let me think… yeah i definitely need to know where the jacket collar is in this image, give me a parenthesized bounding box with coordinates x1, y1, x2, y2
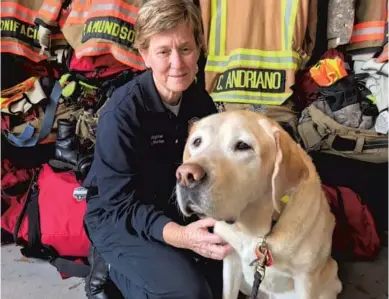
(139, 70, 167, 113)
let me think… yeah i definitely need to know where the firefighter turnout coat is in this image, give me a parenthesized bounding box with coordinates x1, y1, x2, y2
(0, 0, 68, 63)
(199, 0, 318, 105)
(346, 0, 388, 55)
(34, 0, 146, 70)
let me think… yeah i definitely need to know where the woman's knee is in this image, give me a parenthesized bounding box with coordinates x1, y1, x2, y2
(173, 271, 213, 299)
(109, 263, 213, 299)
(97, 240, 215, 299)
(144, 258, 213, 299)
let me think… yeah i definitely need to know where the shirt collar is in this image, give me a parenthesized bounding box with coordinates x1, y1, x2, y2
(139, 70, 195, 119)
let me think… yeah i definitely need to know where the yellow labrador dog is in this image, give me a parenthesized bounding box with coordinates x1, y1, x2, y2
(176, 111, 342, 299)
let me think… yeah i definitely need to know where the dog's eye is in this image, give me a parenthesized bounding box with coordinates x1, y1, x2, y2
(234, 141, 252, 151)
(192, 137, 202, 147)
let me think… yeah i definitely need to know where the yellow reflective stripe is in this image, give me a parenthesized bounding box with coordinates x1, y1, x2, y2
(282, 0, 296, 50)
(211, 91, 291, 105)
(208, 48, 300, 58)
(287, 0, 299, 50)
(281, 0, 287, 50)
(205, 49, 301, 72)
(213, 90, 289, 98)
(208, 0, 217, 56)
(209, 0, 237, 56)
(220, 0, 227, 56)
(214, 98, 285, 105)
(206, 61, 295, 72)
(213, 0, 225, 55)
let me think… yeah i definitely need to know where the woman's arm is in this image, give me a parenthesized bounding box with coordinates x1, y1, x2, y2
(162, 222, 186, 248)
(163, 219, 233, 260)
(93, 94, 172, 243)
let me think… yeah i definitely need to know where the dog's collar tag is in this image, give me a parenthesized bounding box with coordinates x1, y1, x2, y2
(280, 195, 290, 204)
(255, 245, 274, 267)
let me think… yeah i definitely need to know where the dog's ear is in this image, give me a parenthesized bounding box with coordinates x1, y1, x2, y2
(258, 117, 307, 213)
(270, 127, 308, 213)
(271, 129, 283, 213)
(188, 117, 199, 134)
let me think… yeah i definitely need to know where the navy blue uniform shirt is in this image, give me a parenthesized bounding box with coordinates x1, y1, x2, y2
(83, 70, 217, 244)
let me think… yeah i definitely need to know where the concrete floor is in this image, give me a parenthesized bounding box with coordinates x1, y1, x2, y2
(1, 244, 388, 299)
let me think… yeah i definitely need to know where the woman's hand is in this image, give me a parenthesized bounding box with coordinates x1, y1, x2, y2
(182, 218, 233, 260)
(163, 218, 233, 260)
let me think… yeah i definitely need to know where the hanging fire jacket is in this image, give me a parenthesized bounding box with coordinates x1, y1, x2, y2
(326, 0, 355, 48)
(199, 0, 318, 105)
(35, 0, 69, 29)
(0, 0, 68, 63)
(347, 0, 388, 55)
(35, 0, 146, 71)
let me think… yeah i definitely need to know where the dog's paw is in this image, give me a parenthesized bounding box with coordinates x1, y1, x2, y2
(214, 221, 241, 245)
(214, 220, 231, 236)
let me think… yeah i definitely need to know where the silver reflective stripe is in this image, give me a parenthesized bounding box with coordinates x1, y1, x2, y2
(69, 4, 137, 20)
(91, 4, 137, 19)
(1, 7, 34, 23)
(68, 10, 84, 19)
(214, 0, 223, 55)
(206, 54, 298, 67)
(76, 46, 144, 67)
(211, 93, 289, 103)
(1, 44, 39, 53)
(352, 27, 385, 36)
(40, 3, 58, 14)
(284, 0, 293, 49)
(1, 44, 43, 61)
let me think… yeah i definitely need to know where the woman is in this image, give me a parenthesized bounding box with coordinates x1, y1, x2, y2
(83, 1, 232, 298)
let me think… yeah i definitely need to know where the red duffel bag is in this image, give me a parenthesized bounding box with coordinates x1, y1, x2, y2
(322, 184, 381, 261)
(2, 163, 91, 278)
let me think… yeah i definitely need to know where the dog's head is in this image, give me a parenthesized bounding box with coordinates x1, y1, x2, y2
(175, 110, 308, 223)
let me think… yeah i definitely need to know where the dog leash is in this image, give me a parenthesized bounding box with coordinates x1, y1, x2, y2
(249, 238, 273, 299)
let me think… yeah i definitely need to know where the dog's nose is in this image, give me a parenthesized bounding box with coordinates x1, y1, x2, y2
(176, 163, 206, 188)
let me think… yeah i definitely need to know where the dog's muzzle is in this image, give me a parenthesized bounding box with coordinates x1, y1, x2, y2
(176, 162, 207, 189)
(176, 162, 208, 215)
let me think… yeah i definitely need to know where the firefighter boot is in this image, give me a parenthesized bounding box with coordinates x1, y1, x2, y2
(49, 118, 93, 180)
(85, 246, 124, 299)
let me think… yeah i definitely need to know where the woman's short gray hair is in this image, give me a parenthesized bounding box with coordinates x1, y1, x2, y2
(134, 0, 204, 50)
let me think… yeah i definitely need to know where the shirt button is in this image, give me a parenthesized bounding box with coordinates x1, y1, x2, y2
(175, 139, 178, 144)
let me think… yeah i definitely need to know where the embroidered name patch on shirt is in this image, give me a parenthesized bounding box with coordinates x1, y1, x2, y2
(151, 134, 165, 146)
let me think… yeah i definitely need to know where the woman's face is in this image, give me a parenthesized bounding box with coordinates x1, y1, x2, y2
(139, 22, 200, 99)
